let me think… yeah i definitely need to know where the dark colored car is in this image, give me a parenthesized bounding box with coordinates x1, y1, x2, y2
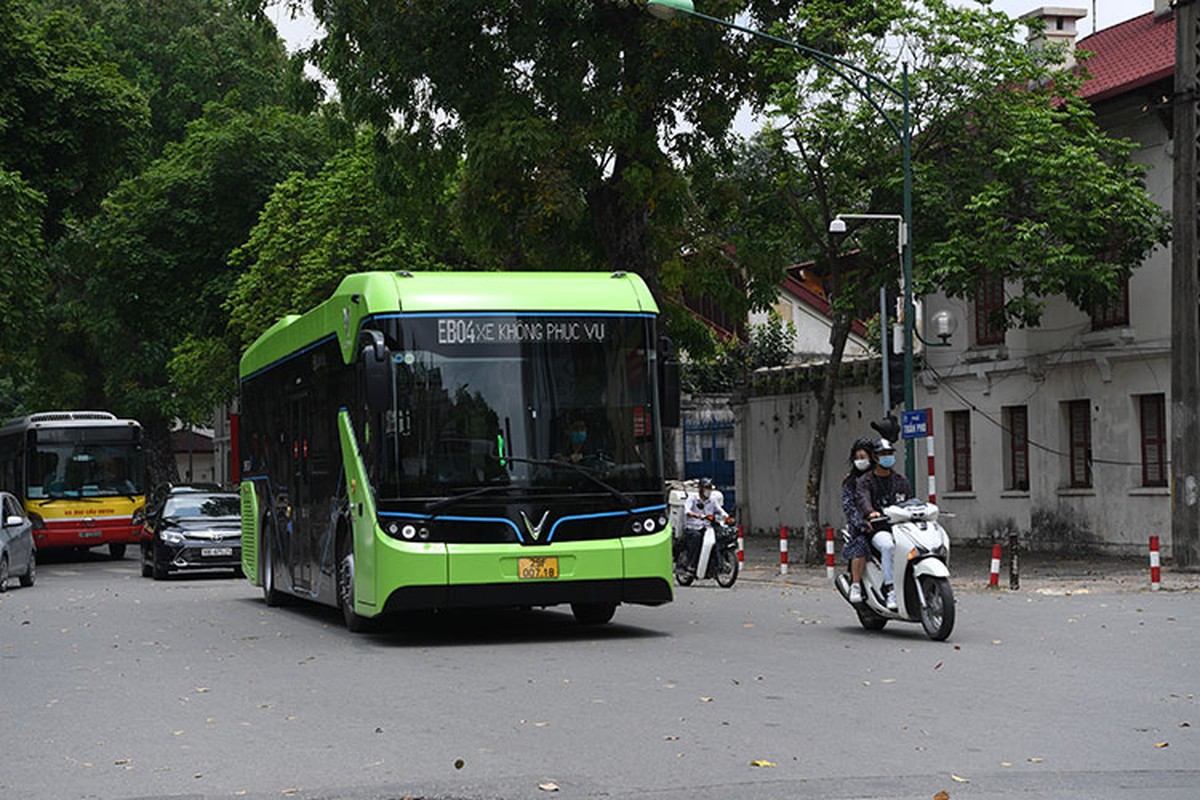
(140, 491, 242, 579)
(1, 491, 36, 591)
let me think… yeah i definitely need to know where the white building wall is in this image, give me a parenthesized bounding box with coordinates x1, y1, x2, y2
(914, 87, 1173, 556)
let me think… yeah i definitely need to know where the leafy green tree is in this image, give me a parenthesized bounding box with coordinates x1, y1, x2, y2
(226, 130, 464, 350)
(308, 1, 882, 305)
(0, 0, 149, 236)
(0, 169, 46, 393)
(725, 0, 1168, 560)
(36, 0, 320, 156)
(82, 102, 328, 476)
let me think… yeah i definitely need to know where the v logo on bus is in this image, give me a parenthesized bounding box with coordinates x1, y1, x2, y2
(520, 510, 550, 542)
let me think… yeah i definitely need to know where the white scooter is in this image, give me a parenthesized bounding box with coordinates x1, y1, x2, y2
(834, 499, 955, 641)
(673, 514, 739, 588)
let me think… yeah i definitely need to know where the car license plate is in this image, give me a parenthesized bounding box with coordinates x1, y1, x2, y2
(518, 556, 558, 579)
(201, 547, 234, 557)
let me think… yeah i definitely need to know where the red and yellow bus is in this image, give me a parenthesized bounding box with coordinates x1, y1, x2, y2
(0, 411, 147, 559)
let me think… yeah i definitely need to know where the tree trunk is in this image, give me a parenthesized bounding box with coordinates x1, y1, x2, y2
(803, 310, 854, 564)
(142, 414, 179, 492)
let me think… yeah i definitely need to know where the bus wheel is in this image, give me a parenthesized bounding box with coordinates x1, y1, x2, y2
(109, 543, 126, 560)
(337, 549, 374, 633)
(571, 602, 616, 626)
(262, 522, 287, 607)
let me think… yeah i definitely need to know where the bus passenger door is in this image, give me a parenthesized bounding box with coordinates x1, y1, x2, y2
(288, 392, 313, 592)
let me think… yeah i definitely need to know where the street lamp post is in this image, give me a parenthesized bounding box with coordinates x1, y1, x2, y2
(829, 213, 907, 416)
(646, 0, 917, 484)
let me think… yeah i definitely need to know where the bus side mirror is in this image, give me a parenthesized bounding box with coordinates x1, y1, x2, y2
(658, 336, 681, 429)
(361, 330, 392, 414)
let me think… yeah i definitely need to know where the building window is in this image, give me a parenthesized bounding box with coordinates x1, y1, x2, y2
(1140, 394, 1167, 488)
(1089, 274, 1130, 330)
(974, 270, 1005, 345)
(949, 410, 972, 492)
(1067, 400, 1092, 489)
(1003, 405, 1029, 491)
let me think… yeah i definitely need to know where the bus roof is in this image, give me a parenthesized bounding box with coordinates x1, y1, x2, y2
(240, 270, 660, 379)
(0, 411, 142, 434)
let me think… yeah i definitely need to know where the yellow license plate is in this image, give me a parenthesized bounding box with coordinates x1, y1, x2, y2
(518, 556, 559, 579)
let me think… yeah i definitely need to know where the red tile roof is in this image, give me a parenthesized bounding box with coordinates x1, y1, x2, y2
(1077, 11, 1175, 102)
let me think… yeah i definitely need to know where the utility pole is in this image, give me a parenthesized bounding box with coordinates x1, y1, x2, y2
(1172, 0, 1200, 571)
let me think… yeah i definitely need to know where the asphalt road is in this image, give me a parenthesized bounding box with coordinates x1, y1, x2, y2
(1, 549, 1196, 800)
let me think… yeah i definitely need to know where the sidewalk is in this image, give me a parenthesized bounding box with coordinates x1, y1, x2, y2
(735, 533, 1200, 593)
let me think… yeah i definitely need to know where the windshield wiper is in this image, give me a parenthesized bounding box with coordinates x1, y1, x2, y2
(494, 456, 635, 510)
(423, 484, 516, 514)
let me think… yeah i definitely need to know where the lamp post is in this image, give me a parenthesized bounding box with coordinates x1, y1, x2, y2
(646, 0, 917, 484)
(829, 213, 906, 416)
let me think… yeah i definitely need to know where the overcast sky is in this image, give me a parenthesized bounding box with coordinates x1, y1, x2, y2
(268, 1, 1156, 56)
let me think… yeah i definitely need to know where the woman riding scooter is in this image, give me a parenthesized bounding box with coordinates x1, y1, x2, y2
(856, 438, 911, 611)
(841, 438, 876, 604)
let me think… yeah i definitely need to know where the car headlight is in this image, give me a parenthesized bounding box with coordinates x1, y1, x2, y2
(160, 529, 185, 544)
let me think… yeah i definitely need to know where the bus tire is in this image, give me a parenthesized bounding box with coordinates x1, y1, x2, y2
(262, 516, 287, 607)
(337, 537, 374, 633)
(109, 543, 126, 560)
(571, 602, 616, 626)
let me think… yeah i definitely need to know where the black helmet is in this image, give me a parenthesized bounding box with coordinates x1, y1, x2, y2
(698, 477, 713, 490)
(874, 438, 896, 453)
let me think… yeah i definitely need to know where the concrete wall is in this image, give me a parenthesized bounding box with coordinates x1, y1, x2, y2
(735, 379, 884, 540)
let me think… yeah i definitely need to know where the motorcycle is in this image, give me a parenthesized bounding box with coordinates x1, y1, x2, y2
(834, 499, 955, 641)
(673, 514, 739, 588)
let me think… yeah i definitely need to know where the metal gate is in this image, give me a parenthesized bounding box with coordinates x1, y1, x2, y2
(683, 419, 735, 509)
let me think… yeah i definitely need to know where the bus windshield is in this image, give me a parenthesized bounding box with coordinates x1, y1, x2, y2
(377, 314, 663, 497)
(28, 428, 145, 500)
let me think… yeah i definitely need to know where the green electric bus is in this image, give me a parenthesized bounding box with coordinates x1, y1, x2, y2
(238, 270, 678, 630)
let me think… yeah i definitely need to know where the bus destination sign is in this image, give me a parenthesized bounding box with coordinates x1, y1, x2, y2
(437, 318, 610, 346)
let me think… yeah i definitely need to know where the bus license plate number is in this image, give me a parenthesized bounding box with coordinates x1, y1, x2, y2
(202, 547, 233, 557)
(78, 530, 102, 539)
(518, 556, 558, 579)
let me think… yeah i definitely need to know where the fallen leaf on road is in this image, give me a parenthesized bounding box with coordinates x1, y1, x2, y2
(538, 782, 560, 792)
(114, 758, 132, 766)
(749, 760, 776, 768)
(1154, 742, 1169, 748)
(743, 623, 756, 628)
(534, 722, 550, 728)
(664, 735, 679, 741)
(699, 696, 713, 702)
(195, 687, 210, 693)
(1027, 757, 1044, 763)
(1000, 762, 1012, 767)
(934, 661, 943, 670)
(933, 792, 950, 800)
(951, 774, 970, 783)
(454, 758, 465, 769)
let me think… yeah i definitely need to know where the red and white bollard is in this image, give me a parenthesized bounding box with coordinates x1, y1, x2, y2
(825, 526, 836, 579)
(989, 543, 1002, 588)
(737, 524, 745, 568)
(1150, 535, 1161, 591)
(780, 525, 788, 576)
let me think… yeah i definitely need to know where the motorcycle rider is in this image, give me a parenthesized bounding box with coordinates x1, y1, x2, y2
(856, 438, 911, 611)
(683, 477, 728, 579)
(841, 437, 876, 604)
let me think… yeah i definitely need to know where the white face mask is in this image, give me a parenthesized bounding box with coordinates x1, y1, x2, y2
(854, 458, 871, 471)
